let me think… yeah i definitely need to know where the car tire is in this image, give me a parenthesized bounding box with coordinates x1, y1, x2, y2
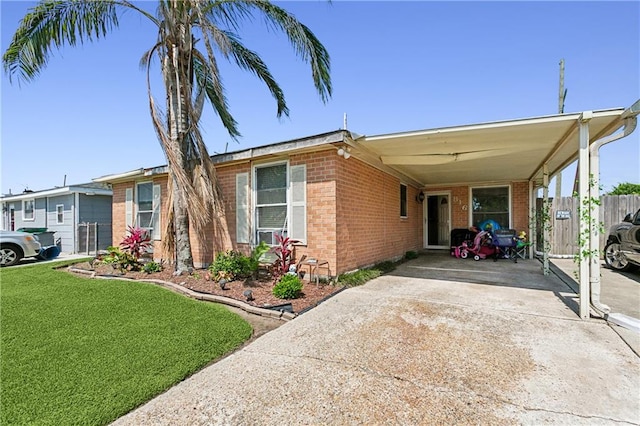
(0, 244, 23, 267)
(604, 241, 637, 272)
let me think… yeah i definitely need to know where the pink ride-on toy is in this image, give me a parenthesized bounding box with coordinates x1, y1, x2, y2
(458, 230, 497, 261)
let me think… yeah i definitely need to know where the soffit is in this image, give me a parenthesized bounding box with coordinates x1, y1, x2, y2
(357, 109, 625, 187)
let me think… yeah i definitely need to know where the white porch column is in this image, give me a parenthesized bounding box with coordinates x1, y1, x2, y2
(542, 165, 550, 275)
(529, 180, 534, 260)
(578, 112, 592, 319)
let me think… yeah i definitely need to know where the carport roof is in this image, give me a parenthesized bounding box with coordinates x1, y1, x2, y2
(356, 108, 627, 188)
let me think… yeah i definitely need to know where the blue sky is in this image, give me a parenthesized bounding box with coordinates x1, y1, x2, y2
(1, 1, 638, 195)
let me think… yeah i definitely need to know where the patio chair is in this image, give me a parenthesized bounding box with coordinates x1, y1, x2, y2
(515, 240, 532, 259)
(492, 229, 518, 263)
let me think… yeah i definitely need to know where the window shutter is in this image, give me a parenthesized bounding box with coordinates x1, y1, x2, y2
(289, 164, 307, 243)
(125, 188, 133, 228)
(236, 173, 250, 244)
(152, 184, 161, 240)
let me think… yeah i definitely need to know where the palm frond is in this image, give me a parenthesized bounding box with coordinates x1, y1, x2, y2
(3, 1, 119, 83)
(211, 28, 288, 118)
(139, 44, 160, 71)
(197, 0, 254, 32)
(252, 1, 332, 102)
(192, 51, 241, 139)
(204, 0, 332, 103)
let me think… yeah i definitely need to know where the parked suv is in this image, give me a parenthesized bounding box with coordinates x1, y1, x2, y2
(0, 230, 42, 267)
(604, 208, 640, 272)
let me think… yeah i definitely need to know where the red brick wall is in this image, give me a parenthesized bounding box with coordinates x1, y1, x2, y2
(290, 151, 338, 273)
(335, 157, 423, 273)
(511, 181, 529, 232)
(111, 183, 128, 247)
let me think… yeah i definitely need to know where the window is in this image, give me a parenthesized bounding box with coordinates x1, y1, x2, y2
(246, 162, 306, 246)
(471, 186, 510, 229)
(23, 199, 34, 221)
(136, 182, 154, 230)
(255, 163, 288, 245)
(400, 184, 408, 217)
(56, 204, 64, 224)
(134, 182, 161, 240)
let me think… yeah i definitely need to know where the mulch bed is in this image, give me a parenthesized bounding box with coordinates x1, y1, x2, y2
(69, 261, 344, 314)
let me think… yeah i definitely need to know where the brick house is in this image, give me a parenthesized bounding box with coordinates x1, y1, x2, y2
(97, 131, 424, 274)
(94, 107, 632, 278)
(94, 129, 529, 276)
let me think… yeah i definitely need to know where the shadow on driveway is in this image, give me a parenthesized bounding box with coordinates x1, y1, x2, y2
(391, 251, 581, 315)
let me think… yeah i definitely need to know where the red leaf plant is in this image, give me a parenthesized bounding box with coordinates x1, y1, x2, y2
(120, 226, 152, 260)
(270, 233, 300, 283)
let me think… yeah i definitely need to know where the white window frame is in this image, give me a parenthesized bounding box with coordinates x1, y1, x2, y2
(468, 184, 512, 229)
(56, 204, 64, 224)
(135, 181, 154, 236)
(23, 199, 35, 221)
(253, 160, 289, 246)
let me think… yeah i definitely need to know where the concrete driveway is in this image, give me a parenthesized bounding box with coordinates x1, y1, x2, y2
(113, 253, 639, 425)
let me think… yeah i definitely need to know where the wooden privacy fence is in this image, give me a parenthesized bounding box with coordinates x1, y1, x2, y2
(536, 195, 640, 256)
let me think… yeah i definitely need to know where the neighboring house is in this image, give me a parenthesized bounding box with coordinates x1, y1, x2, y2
(0, 183, 113, 254)
(93, 107, 633, 277)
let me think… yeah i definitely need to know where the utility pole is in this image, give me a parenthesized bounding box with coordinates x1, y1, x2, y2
(558, 59, 566, 114)
(555, 59, 567, 200)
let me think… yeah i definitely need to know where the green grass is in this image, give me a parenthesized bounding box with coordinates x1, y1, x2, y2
(0, 261, 252, 425)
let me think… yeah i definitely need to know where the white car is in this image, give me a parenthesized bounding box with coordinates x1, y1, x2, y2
(0, 230, 42, 267)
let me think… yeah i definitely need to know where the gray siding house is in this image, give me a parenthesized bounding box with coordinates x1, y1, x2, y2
(1, 183, 113, 254)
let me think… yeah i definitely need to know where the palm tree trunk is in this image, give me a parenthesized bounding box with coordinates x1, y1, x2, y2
(164, 27, 196, 274)
(172, 173, 193, 273)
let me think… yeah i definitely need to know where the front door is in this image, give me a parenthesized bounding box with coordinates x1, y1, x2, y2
(9, 205, 15, 231)
(425, 194, 450, 249)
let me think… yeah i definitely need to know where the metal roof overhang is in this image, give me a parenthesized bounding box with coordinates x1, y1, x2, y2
(357, 108, 626, 188)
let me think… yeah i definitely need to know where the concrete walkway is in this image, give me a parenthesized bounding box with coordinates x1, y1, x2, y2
(113, 254, 639, 425)
(550, 258, 640, 355)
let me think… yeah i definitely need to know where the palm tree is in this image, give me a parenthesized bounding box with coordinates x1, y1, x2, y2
(3, 0, 332, 273)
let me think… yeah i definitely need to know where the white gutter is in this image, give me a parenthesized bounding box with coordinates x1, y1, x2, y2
(93, 169, 145, 183)
(588, 99, 640, 317)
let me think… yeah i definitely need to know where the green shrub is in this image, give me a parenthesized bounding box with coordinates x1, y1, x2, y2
(272, 274, 304, 299)
(405, 250, 419, 260)
(209, 250, 252, 281)
(373, 260, 395, 274)
(97, 246, 140, 272)
(337, 269, 381, 287)
(249, 241, 270, 272)
(142, 261, 162, 274)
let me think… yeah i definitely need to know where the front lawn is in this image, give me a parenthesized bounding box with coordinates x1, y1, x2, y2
(0, 261, 252, 425)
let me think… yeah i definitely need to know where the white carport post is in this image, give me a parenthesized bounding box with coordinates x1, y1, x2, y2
(588, 100, 639, 317)
(577, 111, 592, 320)
(528, 180, 535, 260)
(542, 165, 550, 275)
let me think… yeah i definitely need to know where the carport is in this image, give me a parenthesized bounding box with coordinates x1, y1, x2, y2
(346, 99, 640, 319)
